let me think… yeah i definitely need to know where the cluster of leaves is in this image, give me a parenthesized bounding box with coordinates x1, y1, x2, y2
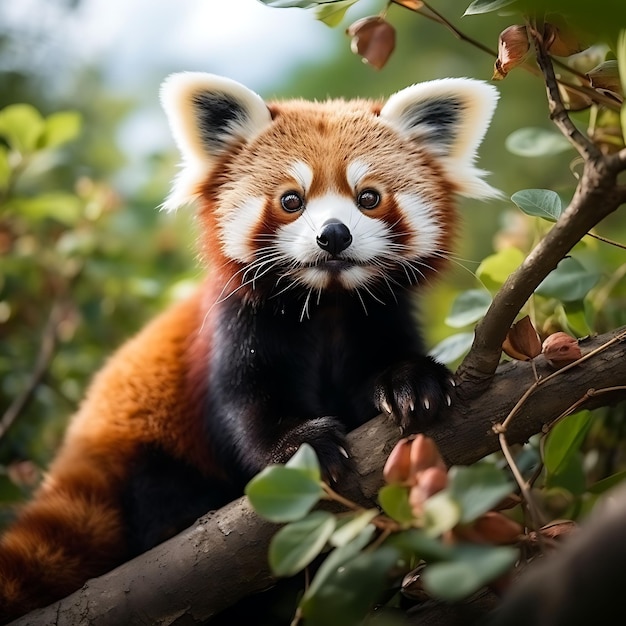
(246, 442, 521, 625)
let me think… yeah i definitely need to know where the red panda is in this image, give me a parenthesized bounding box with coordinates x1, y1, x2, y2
(0, 72, 498, 621)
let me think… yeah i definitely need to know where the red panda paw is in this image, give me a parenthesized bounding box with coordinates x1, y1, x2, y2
(270, 417, 352, 485)
(373, 357, 455, 433)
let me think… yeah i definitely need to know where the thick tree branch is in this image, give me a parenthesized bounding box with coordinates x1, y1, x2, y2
(12, 327, 626, 626)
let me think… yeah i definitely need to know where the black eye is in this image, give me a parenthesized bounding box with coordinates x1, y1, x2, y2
(357, 189, 380, 210)
(280, 191, 304, 213)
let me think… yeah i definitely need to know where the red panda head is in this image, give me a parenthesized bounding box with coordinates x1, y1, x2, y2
(160, 73, 498, 305)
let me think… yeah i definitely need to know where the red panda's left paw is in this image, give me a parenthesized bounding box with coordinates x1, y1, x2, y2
(374, 357, 454, 433)
(271, 417, 353, 485)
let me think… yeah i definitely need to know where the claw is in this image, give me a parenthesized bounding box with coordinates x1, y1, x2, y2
(423, 397, 430, 411)
(339, 446, 350, 459)
(408, 400, 415, 413)
(380, 397, 393, 415)
(446, 394, 452, 407)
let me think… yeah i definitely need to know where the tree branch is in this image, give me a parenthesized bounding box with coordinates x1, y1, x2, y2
(12, 327, 626, 626)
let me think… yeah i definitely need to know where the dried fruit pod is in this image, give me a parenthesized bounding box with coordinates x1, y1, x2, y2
(409, 466, 448, 514)
(347, 16, 396, 70)
(383, 437, 413, 485)
(410, 434, 446, 475)
(493, 25, 530, 80)
(544, 22, 588, 57)
(542, 332, 582, 368)
(473, 511, 523, 545)
(502, 315, 542, 361)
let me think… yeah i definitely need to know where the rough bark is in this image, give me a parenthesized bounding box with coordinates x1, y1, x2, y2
(12, 326, 626, 626)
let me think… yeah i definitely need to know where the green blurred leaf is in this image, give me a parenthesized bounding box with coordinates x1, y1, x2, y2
(505, 127, 572, 157)
(445, 289, 492, 328)
(429, 332, 474, 365)
(536, 256, 600, 302)
(617, 30, 626, 142)
(511, 189, 562, 222)
(423, 491, 461, 537)
(9, 193, 82, 225)
(560, 300, 592, 337)
(245, 465, 323, 523)
(388, 528, 454, 562)
(313, 0, 358, 25)
(305, 524, 376, 601)
(422, 544, 518, 600)
(544, 410, 592, 478)
(378, 484, 415, 524)
(285, 443, 321, 482)
(588, 470, 626, 495)
(476, 247, 525, 291)
(269, 510, 336, 576)
(0, 146, 11, 192)
(330, 509, 378, 547)
(464, 0, 517, 15)
(40, 111, 82, 150)
(448, 464, 514, 524)
(0, 104, 45, 153)
(300, 545, 400, 626)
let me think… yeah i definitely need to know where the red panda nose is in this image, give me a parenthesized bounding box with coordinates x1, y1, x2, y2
(316, 220, 352, 255)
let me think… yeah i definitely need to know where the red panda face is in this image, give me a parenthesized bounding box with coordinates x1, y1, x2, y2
(160, 73, 499, 302)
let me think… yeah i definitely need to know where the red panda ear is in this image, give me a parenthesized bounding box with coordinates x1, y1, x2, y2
(380, 78, 501, 199)
(160, 72, 272, 210)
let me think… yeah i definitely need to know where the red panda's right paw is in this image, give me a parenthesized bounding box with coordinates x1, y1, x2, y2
(271, 417, 352, 485)
(374, 357, 455, 433)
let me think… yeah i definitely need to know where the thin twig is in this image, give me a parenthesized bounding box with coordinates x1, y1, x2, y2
(0, 302, 63, 441)
(529, 22, 601, 161)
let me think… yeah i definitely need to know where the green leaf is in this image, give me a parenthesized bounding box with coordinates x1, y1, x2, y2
(428, 332, 474, 365)
(330, 509, 379, 547)
(423, 491, 461, 537)
(560, 300, 592, 337)
(445, 289, 492, 328)
(536, 256, 600, 302)
(511, 189, 563, 222)
(245, 465, 323, 522)
(8, 193, 82, 225)
(617, 30, 626, 143)
(40, 111, 82, 150)
(269, 510, 336, 576)
(476, 247, 525, 292)
(505, 127, 572, 157)
(388, 528, 454, 562)
(422, 544, 518, 601)
(463, 0, 517, 16)
(313, 0, 358, 26)
(448, 464, 514, 524)
(300, 545, 401, 626)
(305, 525, 376, 600)
(286, 443, 321, 482)
(378, 484, 415, 524)
(544, 410, 592, 478)
(588, 470, 626, 495)
(0, 146, 11, 192)
(0, 104, 45, 153)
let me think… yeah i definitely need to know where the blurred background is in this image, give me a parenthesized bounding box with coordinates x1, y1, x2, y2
(0, 0, 624, 514)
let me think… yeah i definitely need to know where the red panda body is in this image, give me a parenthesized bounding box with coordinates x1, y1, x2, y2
(0, 73, 498, 621)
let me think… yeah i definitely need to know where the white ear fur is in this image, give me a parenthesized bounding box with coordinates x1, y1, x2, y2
(160, 72, 272, 210)
(380, 78, 500, 199)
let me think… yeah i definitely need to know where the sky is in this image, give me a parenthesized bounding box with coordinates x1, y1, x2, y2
(5, 0, 339, 94)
